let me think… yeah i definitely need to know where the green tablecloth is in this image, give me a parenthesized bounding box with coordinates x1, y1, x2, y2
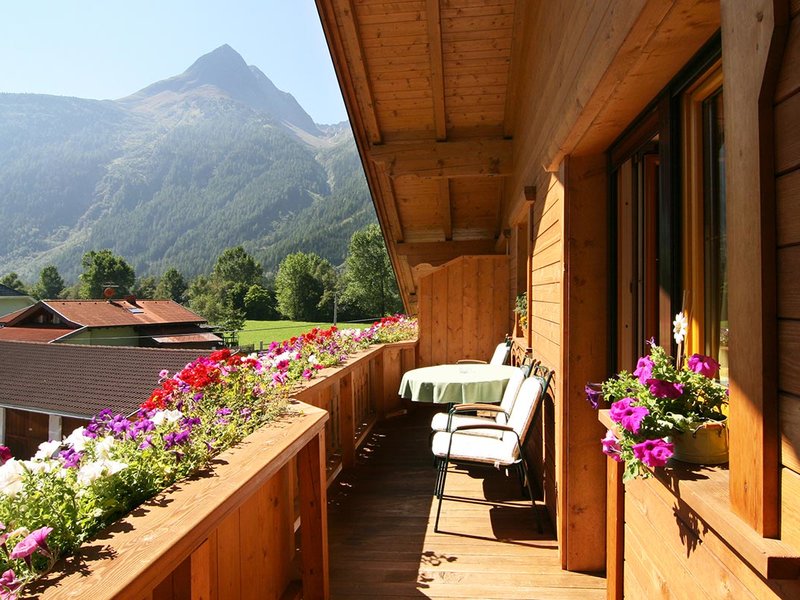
(398, 364, 520, 404)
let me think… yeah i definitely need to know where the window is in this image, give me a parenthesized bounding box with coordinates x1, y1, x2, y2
(609, 39, 723, 373)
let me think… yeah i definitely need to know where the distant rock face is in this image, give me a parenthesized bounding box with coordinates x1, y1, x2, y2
(0, 45, 374, 282)
(121, 44, 322, 136)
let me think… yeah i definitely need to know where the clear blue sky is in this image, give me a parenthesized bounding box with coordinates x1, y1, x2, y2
(0, 1, 348, 124)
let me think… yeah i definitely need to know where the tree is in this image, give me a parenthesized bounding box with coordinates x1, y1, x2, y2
(154, 267, 188, 303)
(275, 252, 335, 321)
(79, 250, 136, 299)
(244, 284, 278, 320)
(0, 272, 27, 293)
(33, 265, 65, 299)
(212, 246, 263, 287)
(133, 276, 157, 299)
(341, 224, 402, 317)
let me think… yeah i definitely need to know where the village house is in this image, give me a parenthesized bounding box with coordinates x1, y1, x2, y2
(0, 298, 222, 349)
(0, 282, 34, 318)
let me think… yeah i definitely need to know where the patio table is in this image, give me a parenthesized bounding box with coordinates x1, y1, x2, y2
(398, 363, 520, 404)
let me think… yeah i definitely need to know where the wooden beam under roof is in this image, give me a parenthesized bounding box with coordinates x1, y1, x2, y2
(368, 139, 512, 179)
(426, 0, 447, 141)
(396, 239, 499, 267)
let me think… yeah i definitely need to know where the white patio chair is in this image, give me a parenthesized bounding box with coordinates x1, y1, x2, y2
(456, 341, 510, 366)
(429, 367, 526, 437)
(430, 375, 550, 534)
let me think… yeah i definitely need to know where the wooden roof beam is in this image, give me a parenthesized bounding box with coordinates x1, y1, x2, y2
(426, 0, 447, 141)
(396, 239, 499, 267)
(369, 139, 512, 179)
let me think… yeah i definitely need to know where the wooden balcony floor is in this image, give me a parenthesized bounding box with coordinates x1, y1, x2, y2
(326, 406, 606, 599)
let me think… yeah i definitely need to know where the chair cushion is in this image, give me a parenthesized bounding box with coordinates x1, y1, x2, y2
(430, 412, 505, 438)
(431, 430, 519, 465)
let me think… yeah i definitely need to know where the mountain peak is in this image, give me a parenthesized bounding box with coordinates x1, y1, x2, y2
(121, 45, 321, 137)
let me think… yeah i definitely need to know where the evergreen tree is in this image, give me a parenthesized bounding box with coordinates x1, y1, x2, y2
(154, 267, 188, 303)
(133, 276, 157, 299)
(34, 265, 65, 299)
(212, 246, 263, 287)
(341, 224, 402, 317)
(78, 250, 135, 299)
(0, 272, 27, 293)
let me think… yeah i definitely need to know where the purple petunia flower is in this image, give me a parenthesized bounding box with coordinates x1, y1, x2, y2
(632, 438, 674, 467)
(59, 448, 83, 469)
(601, 430, 622, 462)
(687, 354, 720, 378)
(633, 355, 655, 385)
(0, 446, 11, 466)
(609, 398, 649, 434)
(584, 384, 602, 409)
(138, 435, 154, 450)
(646, 379, 684, 399)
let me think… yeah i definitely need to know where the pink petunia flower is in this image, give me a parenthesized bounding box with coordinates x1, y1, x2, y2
(0, 569, 22, 600)
(10, 526, 53, 561)
(633, 355, 654, 385)
(600, 430, 622, 462)
(609, 398, 649, 434)
(646, 379, 684, 399)
(687, 354, 720, 378)
(0, 446, 11, 465)
(632, 438, 674, 467)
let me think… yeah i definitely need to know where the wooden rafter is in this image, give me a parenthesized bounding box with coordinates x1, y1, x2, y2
(503, 0, 528, 138)
(335, 0, 382, 144)
(426, 0, 447, 141)
(369, 139, 512, 179)
(396, 240, 499, 267)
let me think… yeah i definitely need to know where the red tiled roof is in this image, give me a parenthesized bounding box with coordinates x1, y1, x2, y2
(151, 332, 223, 345)
(18, 300, 207, 328)
(0, 327, 74, 342)
(0, 341, 210, 418)
(0, 306, 30, 324)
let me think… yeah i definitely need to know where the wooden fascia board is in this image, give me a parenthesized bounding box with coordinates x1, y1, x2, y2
(329, 0, 382, 145)
(426, 0, 447, 141)
(396, 240, 499, 267)
(368, 139, 513, 179)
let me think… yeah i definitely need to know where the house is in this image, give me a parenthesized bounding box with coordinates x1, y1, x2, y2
(315, 0, 800, 597)
(0, 282, 34, 318)
(0, 340, 209, 459)
(0, 298, 222, 349)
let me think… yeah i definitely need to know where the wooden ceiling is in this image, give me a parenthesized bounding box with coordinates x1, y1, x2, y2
(316, 0, 522, 313)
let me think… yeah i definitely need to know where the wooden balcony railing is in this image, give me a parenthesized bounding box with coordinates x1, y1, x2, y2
(35, 339, 418, 600)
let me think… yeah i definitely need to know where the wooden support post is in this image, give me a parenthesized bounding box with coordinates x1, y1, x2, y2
(562, 153, 609, 571)
(339, 373, 355, 469)
(371, 351, 385, 420)
(721, 0, 788, 536)
(606, 457, 624, 600)
(297, 432, 330, 600)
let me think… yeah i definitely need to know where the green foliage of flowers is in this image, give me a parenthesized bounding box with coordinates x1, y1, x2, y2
(0, 314, 417, 597)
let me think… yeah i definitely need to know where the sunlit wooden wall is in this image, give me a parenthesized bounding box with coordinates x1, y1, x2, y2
(416, 255, 510, 367)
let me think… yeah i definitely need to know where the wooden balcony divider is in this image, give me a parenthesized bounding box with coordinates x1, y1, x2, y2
(35, 340, 418, 600)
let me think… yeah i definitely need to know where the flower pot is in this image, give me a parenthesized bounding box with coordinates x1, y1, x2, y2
(670, 419, 729, 465)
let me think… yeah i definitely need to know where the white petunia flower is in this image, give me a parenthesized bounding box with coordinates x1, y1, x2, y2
(34, 439, 61, 460)
(673, 312, 689, 345)
(76, 459, 128, 487)
(93, 435, 116, 461)
(150, 409, 183, 427)
(63, 426, 88, 452)
(0, 459, 26, 497)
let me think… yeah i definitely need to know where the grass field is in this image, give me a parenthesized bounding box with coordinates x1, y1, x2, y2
(237, 320, 370, 349)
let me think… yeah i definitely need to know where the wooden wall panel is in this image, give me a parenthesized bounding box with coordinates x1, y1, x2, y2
(416, 255, 510, 367)
(778, 7, 800, 555)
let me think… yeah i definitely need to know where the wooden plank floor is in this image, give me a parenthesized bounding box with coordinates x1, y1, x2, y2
(326, 406, 606, 599)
